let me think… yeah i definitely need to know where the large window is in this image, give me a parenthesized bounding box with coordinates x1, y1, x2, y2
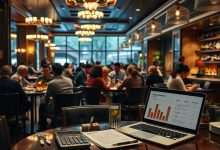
(53, 35, 142, 65)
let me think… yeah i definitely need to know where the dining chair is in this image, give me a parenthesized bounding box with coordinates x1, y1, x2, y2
(62, 105, 109, 127)
(0, 93, 26, 138)
(80, 86, 101, 105)
(47, 91, 83, 126)
(0, 116, 11, 150)
(121, 86, 148, 121)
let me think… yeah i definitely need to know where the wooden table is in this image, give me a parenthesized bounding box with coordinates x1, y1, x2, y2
(12, 122, 220, 150)
(25, 90, 46, 133)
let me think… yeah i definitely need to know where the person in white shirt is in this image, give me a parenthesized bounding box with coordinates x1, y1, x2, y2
(11, 65, 29, 87)
(108, 62, 127, 82)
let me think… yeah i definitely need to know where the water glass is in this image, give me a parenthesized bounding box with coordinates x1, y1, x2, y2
(109, 104, 121, 129)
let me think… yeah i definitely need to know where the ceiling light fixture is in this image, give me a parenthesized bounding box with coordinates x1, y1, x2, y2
(75, 30, 95, 36)
(136, 8, 141, 12)
(50, 46, 60, 50)
(45, 40, 56, 47)
(195, 0, 220, 11)
(145, 19, 162, 36)
(78, 10, 104, 19)
(25, 0, 53, 26)
(11, 33, 17, 39)
(75, 24, 103, 30)
(25, 17, 53, 26)
(166, 5, 189, 25)
(129, 17, 133, 20)
(133, 31, 142, 41)
(26, 34, 49, 41)
(79, 37, 92, 42)
(65, 0, 117, 9)
(15, 48, 26, 53)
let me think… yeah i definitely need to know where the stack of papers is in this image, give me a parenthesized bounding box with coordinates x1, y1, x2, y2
(83, 129, 141, 149)
(209, 122, 220, 135)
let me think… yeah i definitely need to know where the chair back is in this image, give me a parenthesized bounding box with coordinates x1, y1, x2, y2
(81, 86, 100, 105)
(62, 105, 109, 127)
(54, 91, 82, 113)
(0, 93, 21, 116)
(125, 86, 148, 105)
(0, 116, 11, 150)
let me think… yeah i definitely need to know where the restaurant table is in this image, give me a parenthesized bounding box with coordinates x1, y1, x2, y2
(25, 90, 46, 134)
(12, 121, 220, 150)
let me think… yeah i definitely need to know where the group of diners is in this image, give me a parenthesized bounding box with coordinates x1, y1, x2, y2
(0, 56, 200, 131)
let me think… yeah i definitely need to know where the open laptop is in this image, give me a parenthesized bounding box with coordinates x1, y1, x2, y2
(117, 88, 206, 146)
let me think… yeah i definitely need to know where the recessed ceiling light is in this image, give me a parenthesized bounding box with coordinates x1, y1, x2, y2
(116, 8, 119, 10)
(209, 22, 214, 26)
(129, 17, 133, 20)
(136, 8, 141, 12)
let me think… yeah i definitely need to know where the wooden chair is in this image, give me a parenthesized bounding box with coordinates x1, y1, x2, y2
(47, 91, 82, 126)
(121, 86, 148, 121)
(62, 105, 109, 127)
(0, 116, 11, 150)
(80, 86, 101, 105)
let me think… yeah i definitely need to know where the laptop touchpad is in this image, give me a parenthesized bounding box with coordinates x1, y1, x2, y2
(133, 131, 156, 139)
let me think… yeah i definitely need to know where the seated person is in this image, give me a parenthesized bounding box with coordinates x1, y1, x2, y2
(38, 63, 73, 130)
(118, 65, 142, 90)
(36, 65, 54, 83)
(109, 62, 127, 82)
(87, 66, 110, 103)
(167, 65, 199, 92)
(146, 65, 164, 87)
(28, 62, 37, 75)
(11, 65, 29, 87)
(0, 65, 30, 113)
(75, 64, 93, 87)
(102, 67, 111, 87)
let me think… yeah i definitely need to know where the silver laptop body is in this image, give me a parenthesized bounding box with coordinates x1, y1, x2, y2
(117, 88, 206, 146)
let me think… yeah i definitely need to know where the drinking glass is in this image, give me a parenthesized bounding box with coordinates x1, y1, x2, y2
(109, 103, 121, 129)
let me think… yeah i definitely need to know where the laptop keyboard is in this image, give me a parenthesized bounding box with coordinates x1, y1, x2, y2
(131, 123, 186, 140)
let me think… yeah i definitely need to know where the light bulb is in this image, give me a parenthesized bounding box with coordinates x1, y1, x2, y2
(175, 8, 180, 17)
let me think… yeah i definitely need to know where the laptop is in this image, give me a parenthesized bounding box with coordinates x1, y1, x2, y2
(117, 88, 206, 146)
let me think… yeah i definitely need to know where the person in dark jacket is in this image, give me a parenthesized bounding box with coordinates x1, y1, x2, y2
(146, 65, 164, 87)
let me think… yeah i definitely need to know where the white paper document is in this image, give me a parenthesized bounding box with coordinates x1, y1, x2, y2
(83, 129, 141, 149)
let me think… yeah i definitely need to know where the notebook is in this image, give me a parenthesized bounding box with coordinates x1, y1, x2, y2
(117, 88, 206, 146)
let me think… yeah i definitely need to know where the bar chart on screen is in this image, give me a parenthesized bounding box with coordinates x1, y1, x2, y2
(147, 104, 171, 122)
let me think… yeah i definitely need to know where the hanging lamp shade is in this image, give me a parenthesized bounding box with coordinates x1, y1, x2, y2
(145, 19, 162, 36)
(132, 30, 142, 41)
(166, 5, 189, 25)
(195, 0, 220, 11)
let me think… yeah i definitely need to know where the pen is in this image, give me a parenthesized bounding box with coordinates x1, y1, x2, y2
(112, 139, 138, 146)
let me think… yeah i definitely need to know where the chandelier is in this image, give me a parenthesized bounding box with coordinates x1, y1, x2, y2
(76, 24, 103, 30)
(25, 17, 53, 26)
(195, 0, 220, 11)
(75, 30, 95, 36)
(78, 10, 104, 19)
(166, 5, 189, 25)
(15, 48, 26, 53)
(10, 33, 17, 39)
(45, 40, 56, 47)
(26, 34, 49, 41)
(79, 37, 92, 42)
(65, 0, 117, 9)
(145, 19, 162, 36)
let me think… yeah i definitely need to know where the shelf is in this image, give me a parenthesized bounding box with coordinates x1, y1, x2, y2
(205, 61, 220, 64)
(199, 35, 220, 42)
(196, 50, 220, 53)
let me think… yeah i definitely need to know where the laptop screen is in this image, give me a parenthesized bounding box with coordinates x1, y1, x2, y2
(144, 88, 205, 133)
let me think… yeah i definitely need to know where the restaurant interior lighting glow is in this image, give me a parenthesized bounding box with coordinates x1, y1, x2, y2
(78, 10, 104, 20)
(78, 24, 102, 30)
(50, 46, 60, 50)
(195, 0, 220, 11)
(25, 17, 53, 26)
(45, 40, 56, 47)
(15, 48, 26, 53)
(78, 37, 92, 42)
(10, 33, 17, 39)
(145, 19, 161, 35)
(65, 0, 117, 9)
(26, 34, 49, 41)
(75, 30, 95, 36)
(166, 5, 189, 25)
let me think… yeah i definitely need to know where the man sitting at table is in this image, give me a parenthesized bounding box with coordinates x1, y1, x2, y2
(75, 63, 93, 87)
(11, 65, 29, 87)
(36, 65, 54, 83)
(0, 65, 30, 113)
(108, 62, 127, 82)
(38, 63, 73, 131)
